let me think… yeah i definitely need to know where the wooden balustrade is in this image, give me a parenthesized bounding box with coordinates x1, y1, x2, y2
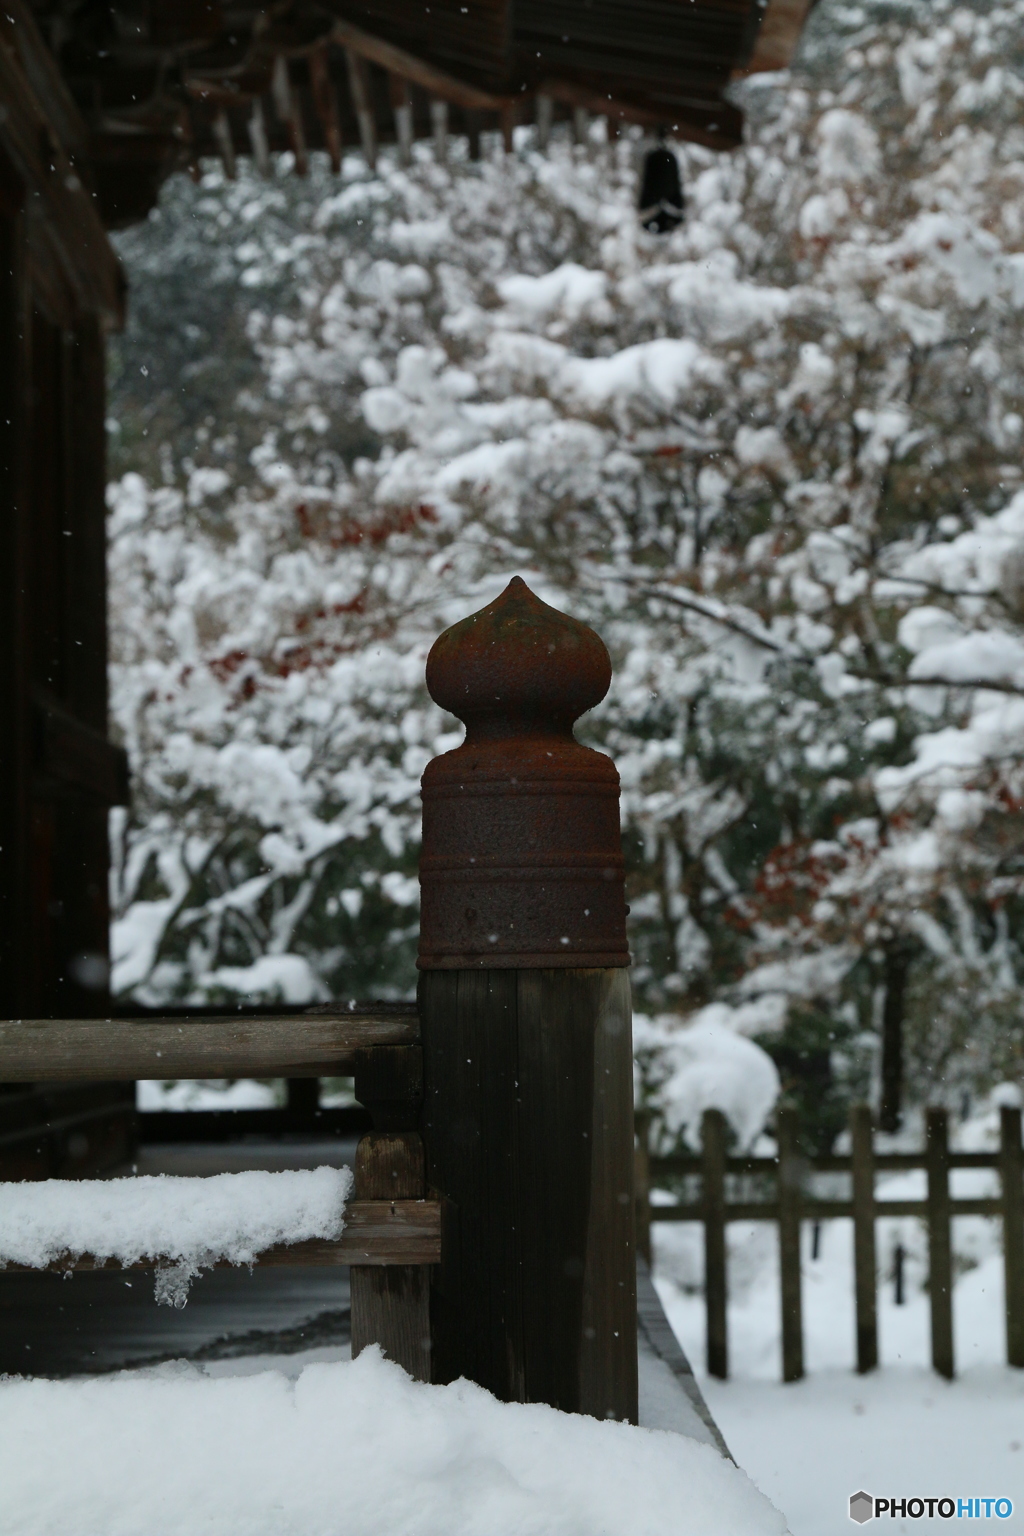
(0, 1006, 437, 1372)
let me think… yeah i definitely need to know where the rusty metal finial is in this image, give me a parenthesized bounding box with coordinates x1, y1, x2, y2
(418, 578, 629, 969)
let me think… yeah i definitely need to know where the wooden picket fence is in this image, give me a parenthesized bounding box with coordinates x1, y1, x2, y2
(635, 1104, 1024, 1382)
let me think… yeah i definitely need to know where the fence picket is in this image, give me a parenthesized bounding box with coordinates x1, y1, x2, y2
(777, 1108, 804, 1383)
(702, 1109, 728, 1380)
(851, 1105, 877, 1373)
(1001, 1106, 1024, 1369)
(926, 1107, 954, 1380)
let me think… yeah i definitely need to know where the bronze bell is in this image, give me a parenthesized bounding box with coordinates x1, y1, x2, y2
(418, 577, 630, 969)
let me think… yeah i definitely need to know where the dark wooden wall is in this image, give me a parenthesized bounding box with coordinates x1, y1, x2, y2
(0, 168, 125, 1021)
(0, 148, 133, 1171)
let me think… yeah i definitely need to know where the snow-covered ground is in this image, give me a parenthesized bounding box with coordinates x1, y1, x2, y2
(0, 1346, 786, 1536)
(655, 1206, 1024, 1534)
(697, 1366, 1023, 1536)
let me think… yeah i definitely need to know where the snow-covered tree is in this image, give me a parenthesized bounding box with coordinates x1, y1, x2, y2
(108, 0, 1024, 1135)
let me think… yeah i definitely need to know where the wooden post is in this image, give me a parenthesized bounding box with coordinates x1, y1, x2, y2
(535, 93, 553, 150)
(286, 1077, 319, 1124)
(212, 109, 237, 179)
(418, 579, 637, 1422)
(850, 1104, 877, 1373)
(777, 1107, 804, 1382)
(634, 1108, 652, 1268)
(309, 44, 343, 172)
(271, 56, 308, 175)
(430, 99, 448, 160)
(702, 1107, 728, 1380)
(465, 109, 483, 160)
(1000, 1105, 1024, 1368)
(247, 100, 271, 176)
(926, 1106, 954, 1379)
(350, 1131, 431, 1379)
(389, 73, 413, 165)
(346, 50, 378, 169)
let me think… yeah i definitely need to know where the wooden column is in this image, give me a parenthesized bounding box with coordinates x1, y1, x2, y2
(777, 1107, 804, 1382)
(1000, 1105, 1024, 1369)
(850, 1105, 877, 1373)
(418, 578, 637, 1422)
(702, 1107, 728, 1379)
(926, 1106, 954, 1379)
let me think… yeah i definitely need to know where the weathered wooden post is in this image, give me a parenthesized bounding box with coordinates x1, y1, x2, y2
(350, 1011, 430, 1381)
(777, 1106, 804, 1382)
(850, 1105, 878, 1373)
(418, 577, 638, 1421)
(1000, 1105, 1024, 1369)
(926, 1106, 954, 1380)
(702, 1107, 728, 1380)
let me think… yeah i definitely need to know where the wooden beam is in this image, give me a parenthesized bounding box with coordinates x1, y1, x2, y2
(332, 18, 511, 113)
(733, 0, 817, 77)
(0, 1199, 443, 1271)
(537, 76, 742, 151)
(0, 1010, 420, 1082)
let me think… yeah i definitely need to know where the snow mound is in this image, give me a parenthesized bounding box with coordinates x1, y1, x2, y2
(0, 1347, 787, 1536)
(0, 1166, 350, 1307)
(638, 1012, 781, 1152)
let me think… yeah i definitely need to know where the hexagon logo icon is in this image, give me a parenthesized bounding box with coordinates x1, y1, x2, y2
(849, 1491, 874, 1524)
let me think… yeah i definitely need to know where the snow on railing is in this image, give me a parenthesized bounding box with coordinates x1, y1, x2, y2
(0, 1167, 352, 1306)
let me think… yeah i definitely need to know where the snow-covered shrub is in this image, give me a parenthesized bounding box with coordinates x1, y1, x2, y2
(635, 1010, 781, 1152)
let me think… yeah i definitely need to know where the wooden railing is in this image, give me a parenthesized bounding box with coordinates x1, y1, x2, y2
(0, 1009, 419, 1080)
(0, 1008, 439, 1378)
(635, 1104, 1024, 1383)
